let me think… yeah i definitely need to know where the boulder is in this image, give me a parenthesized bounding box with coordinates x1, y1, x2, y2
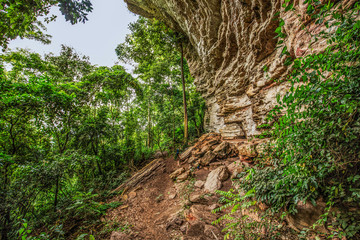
(212, 141, 229, 159)
(189, 193, 207, 204)
(286, 199, 327, 232)
(200, 151, 216, 166)
(169, 167, 185, 180)
(194, 180, 205, 188)
(204, 166, 229, 192)
(227, 161, 243, 179)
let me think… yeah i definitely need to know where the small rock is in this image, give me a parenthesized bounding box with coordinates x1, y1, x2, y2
(168, 193, 177, 199)
(194, 180, 205, 188)
(187, 156, 198, 164)
(227, 161, 242, 173)
(286, 199, 327, 232)
(170, 167, 185, 180)
(208, 204, 218, 211)
(189, 193, 205, 203)
(200, 151, 216, 166)
(110, 231, 130, 240)
(206, 139, 220, 147)
(128, 191, 137, 199)
(231, 168, 240, 179)
(183, 199, 192, 207)
(177, 170, 190, 182)
(204, 166, 229, 192)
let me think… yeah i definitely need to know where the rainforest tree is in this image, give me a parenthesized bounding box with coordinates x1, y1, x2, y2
(116, 17, 205, 149)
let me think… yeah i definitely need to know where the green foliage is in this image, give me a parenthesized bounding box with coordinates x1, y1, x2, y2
(0, 47, 140, 239)
(0, 0, 93, 50)
(216, 1, 360, 239)
(116, 17, 206, 151)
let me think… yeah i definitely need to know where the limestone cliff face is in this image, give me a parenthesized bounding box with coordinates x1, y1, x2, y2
(123, 0, 337, 139)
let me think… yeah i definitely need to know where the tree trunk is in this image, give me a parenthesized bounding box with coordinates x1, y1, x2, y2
(54, 176, 59, 212)
(180, 42, 188, 144)
(147, 102, 152, 148)
(1, 163, 10, 240)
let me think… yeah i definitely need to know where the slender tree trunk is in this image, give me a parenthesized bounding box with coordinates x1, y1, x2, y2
(180, 42, 188, 144)
(171, 87, 176, 149)
(1, 163, 10, 240)
(54, 175, 59, 212)
(147, 102, 152, 148)
(91, 140, 103, 175)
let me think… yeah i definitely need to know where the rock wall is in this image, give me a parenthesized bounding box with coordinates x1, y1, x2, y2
(123, 0, 353, 139)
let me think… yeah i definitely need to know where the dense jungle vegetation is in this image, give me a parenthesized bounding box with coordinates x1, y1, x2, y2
(0, 1, 205, 239)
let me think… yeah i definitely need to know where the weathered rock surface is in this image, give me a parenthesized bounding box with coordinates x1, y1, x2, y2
(123, 0, 333, 138)
(169, 167, 185, 180)
(200, 151, 216, 166)
(212, 141, 229, 159)
(204, 165, 229, 192)
(177, 170, 190, 182)
(179, 146, 194, 161)
(286, 199, 327, 232)
(194, 180, 204, 189)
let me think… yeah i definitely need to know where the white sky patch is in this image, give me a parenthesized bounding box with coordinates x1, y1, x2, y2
(8, 0, 138, 70)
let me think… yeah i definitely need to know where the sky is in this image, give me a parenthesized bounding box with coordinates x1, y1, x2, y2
(8, 0, 138, 68)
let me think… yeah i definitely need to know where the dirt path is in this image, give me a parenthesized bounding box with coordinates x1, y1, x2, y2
(105, 154, 235, 240)
(106, 157, 185, 239)
(104, 133, 247, 239)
